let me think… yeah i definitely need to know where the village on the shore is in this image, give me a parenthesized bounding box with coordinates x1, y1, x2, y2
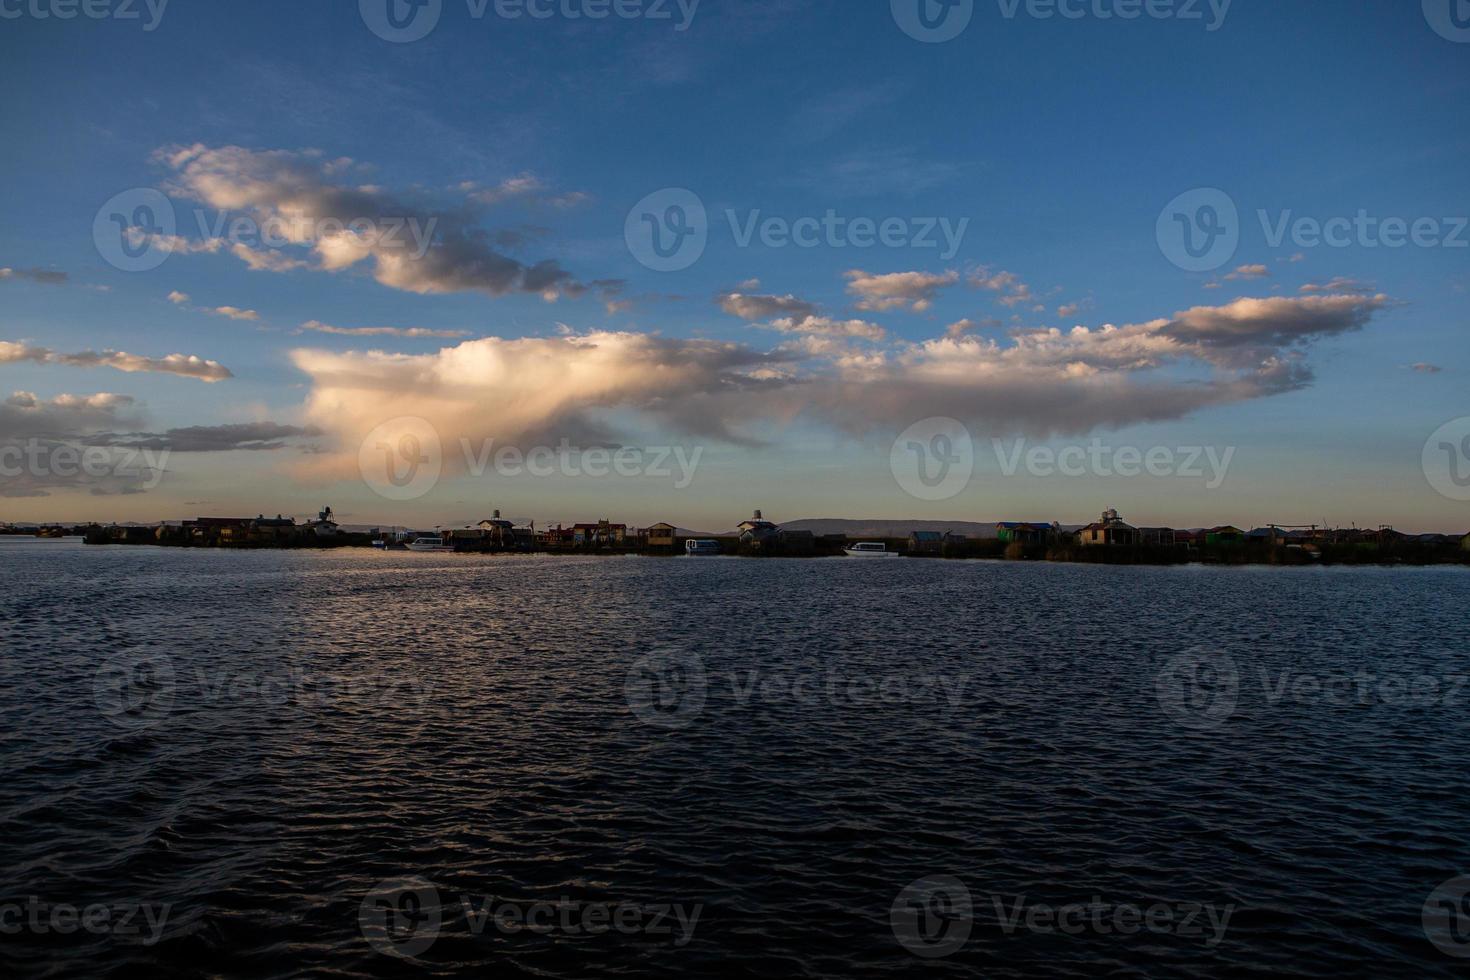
(4, 506, 1468, 566)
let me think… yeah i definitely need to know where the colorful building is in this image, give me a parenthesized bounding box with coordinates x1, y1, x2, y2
(996, 522, 1053, 546)
(1205, 526, 1245, 547)
(1079, 509, 1138, 547)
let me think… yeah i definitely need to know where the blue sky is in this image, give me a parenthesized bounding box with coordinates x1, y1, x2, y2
(0, 0, 1467, 531)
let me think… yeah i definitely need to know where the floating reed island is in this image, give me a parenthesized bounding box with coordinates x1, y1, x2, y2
(15, 507, 1462, 566)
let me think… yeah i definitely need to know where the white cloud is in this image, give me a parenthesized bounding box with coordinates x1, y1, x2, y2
(766, 316, 886, 341)
(0, 391, 154, 497)
(158, 144, 590, 301)
(287, 292, 1392, 477)
(945, 317, 1001, 339)
(1300, 276, 1374, 295)
(288, 331, 791, 485)
(466, 173, 545, 205)
(0, 341, 233, 382)
(167, 291, 260, 321)
(719, 289, 884, 341)
(462, 175, 590, 210)
(717, 291, 819, 321)
(969, 267, 1036, 308)
(298, 320, 470, 339)
(0, 267, 68, 285)
(231, 243, 311, 272)
(845, 269, 958, 312)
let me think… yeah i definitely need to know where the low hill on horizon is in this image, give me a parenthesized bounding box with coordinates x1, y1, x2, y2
(777, 519, 1079, 540)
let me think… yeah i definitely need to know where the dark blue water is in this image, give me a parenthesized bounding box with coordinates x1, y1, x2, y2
(2, 538, 1468, 977)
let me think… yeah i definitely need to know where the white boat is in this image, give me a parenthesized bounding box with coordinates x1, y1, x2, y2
(844, 542, 900, 558)
(407, 537, 454, 552)
(685, 539, 723, 556)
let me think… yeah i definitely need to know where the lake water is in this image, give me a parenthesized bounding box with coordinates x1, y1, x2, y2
(2, 538, 1468, 977)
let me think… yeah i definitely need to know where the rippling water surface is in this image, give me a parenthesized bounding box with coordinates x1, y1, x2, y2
(2, 538, 1468, 977)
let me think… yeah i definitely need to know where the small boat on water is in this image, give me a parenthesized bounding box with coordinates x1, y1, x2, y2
(406, 536, 454, 553)
(685, 539, 723, 556)
(844, 542, 900, 558)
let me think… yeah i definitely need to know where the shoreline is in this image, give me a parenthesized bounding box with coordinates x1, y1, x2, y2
(10, 530, 1463, 569)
